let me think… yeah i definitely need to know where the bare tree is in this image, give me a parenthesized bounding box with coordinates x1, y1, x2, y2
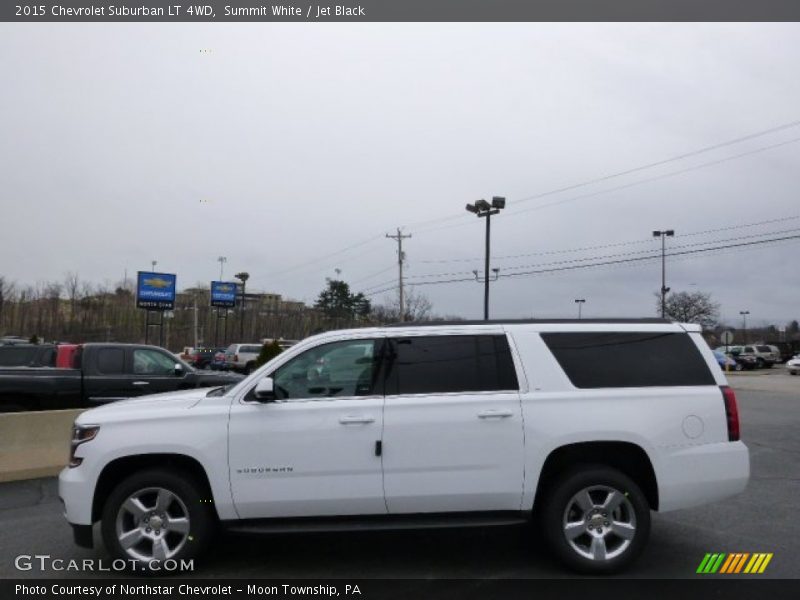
(373, 287, 434, 323)
(657, 290, 720, 329)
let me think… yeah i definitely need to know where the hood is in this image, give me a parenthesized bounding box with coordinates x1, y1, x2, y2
(75, 387, 217, 426)
(193, 371, 244, 383)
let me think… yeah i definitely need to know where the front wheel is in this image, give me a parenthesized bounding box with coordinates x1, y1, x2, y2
(540, 466, 650, 574)
(101, 469, 214, 571)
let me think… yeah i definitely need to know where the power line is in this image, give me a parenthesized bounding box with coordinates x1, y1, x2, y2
(412, 135, 800, 238)
(418, 214, 800, 265)
(259, 119, 800, 285)
(366, 232, 800, 295)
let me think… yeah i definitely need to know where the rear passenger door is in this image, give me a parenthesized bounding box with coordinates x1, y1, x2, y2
(381, 334, 524, 513)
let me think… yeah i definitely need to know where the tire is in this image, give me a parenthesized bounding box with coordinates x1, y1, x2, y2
(101, 469, 214, 572)
(734, 363, 743, 372)
(540, 465, 650, 574)
(756, 358, 765, 369)
(244, 362, 255, 375)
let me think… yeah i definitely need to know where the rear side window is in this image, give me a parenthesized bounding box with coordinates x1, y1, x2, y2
(387, 335, 518, 395)
(0, 347, 37, 366)
(96, 348, 125, 374)
(241, 345, 261, 353)
(541, 332, 715, 388)
(756, 346, 771, 352)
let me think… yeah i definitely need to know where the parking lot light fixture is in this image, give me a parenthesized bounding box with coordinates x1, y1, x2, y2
(217, 256, 227, 280)
(575, 298, 586, 319)
(465, 197, 505, 320)
(740, 310, 750, 344)
(653, 229, 675, 318)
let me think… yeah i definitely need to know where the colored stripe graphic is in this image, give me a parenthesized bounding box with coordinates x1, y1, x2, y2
(702, 553, 726, 573)
(719, 554, 735, 573)
(733, 553, 749, 573)
(701, 552, 773, 574)
(758, 553, 773, 573)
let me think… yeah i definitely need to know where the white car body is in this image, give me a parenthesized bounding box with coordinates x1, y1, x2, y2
(786, 356, 800, 375)
(59, 320, 749, 570)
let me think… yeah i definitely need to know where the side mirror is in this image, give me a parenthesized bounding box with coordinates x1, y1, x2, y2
(174, 363, 184, 376)
(254, 377, 276, 402)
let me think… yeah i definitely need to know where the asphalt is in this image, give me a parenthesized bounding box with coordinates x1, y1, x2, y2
(0, 374, 797, 579)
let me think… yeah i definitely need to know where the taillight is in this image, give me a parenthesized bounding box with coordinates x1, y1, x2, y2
(234, 354, 239, 362)
(721, 386, 740, 441)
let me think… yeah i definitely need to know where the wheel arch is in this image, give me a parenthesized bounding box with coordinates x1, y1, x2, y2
(533, 441, 659, 512)
(92, 453, 216, 522)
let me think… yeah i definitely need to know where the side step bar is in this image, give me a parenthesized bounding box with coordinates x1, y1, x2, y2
(222, 511, 531, 535)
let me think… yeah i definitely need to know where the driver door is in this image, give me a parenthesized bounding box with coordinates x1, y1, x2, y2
(228, 337, 387, 519)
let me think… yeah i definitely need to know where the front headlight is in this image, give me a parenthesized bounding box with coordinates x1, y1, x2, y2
(69, 424, 100, 468)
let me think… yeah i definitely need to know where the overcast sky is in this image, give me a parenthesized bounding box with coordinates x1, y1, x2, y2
(1, 23, 799, 326)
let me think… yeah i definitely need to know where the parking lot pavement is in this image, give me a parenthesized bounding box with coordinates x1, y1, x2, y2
(728, 366, 800, 394)
(0, 385, 797, 580)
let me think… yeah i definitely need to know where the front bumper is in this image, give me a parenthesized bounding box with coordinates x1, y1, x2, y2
(58, 465, 96, 526)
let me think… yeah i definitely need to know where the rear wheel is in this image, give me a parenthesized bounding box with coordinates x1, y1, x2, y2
(734, 363, 743, 372)
(101, 469, 214, 571)
(540, 466, 650, 574)
(756, 358, 765, 369)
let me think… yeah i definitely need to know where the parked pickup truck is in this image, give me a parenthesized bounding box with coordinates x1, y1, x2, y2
(0, 343, 243, 412)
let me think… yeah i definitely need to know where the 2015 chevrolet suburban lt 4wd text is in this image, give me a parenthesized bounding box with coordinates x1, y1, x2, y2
(59, 319, 749, 574)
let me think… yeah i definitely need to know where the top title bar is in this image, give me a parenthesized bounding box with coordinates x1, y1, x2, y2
(4, 0, 800, 22)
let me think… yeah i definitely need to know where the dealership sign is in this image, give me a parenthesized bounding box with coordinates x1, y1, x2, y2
(211, 281, 238, 308)
(136, 271, 177, 310)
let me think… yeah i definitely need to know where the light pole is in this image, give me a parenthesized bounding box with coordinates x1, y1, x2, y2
(740, 310, 750, 344)
(151, 260, 157, 271)
(235, 272, 250, 340)
(575, 298, 586, 319)
(466, 197, 505, 320)
(217, 256, 227, 280)
(652, 229, 675, 318)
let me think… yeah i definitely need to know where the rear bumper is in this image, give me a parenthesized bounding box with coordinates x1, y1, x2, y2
(657, 441, 749, 512)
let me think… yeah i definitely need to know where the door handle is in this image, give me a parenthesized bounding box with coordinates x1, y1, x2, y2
(132, 381, 150, 386)
(338, 416, 375, 425)
(477, 409, 513, 419)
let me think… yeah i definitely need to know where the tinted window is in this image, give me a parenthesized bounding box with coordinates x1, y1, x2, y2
(133, 349, 176, 375)
(272, 339, 379, 399)
(0, 346, 37, 366)
(241, 345, 261, 353)
(541, 332, 715, 388)
(756, 346, 771, 352)
(387, 335, 519, 395)
(96, 348, 125, 374)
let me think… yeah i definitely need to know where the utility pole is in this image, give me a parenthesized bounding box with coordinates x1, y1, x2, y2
(386, 229, 412, 321)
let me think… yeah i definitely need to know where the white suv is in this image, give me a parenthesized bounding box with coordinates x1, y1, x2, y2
(223, 343, 262, 374)
(59, 319, 749, 574)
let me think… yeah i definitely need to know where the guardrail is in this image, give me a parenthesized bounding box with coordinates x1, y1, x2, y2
(0, 409, 83, 482)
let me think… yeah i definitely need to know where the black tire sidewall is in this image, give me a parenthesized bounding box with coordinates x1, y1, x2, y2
(540, 465, 651, 574)
(101, 469, 213, 572)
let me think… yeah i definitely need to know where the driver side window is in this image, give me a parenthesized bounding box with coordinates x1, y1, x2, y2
(271, 339, 380, 400)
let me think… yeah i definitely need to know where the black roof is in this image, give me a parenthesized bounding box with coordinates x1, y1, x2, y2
(383, 318, 672, 327)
